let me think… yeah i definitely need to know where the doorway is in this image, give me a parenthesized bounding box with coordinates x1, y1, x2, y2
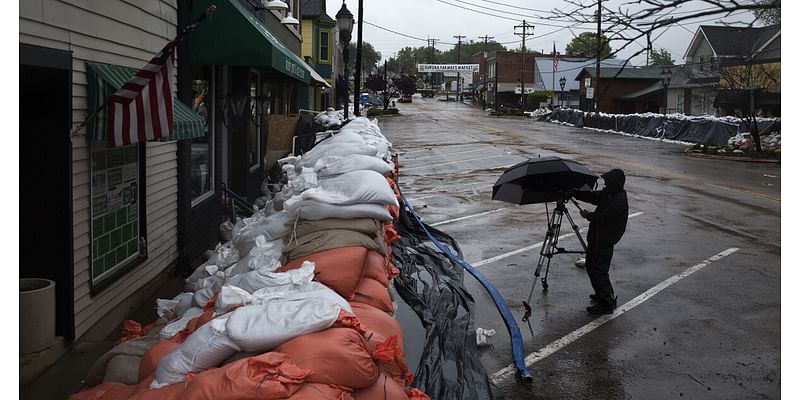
(20, 44, 74, 341)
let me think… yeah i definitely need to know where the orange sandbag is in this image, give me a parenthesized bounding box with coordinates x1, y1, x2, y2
(350, 302, 404, 349)
(279, 246, 369, 300)
(364, 251, 390, 288)
(353, 373, 408, 400)
(276, 327, 378, 389)
(74, 353, 310, 400)
(387, 204, 400, 221)
(138, 339, 181, 382)
(383, 224, 401, 246)
(406, 388, 431, 400)
(353, 277, 394, 314)
(289, 383, 354, 400)
(69, 382, 139, 400)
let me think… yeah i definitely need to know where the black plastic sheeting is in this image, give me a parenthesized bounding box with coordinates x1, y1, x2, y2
(392, 204, 501, 400)
(548, 109, 779, 146)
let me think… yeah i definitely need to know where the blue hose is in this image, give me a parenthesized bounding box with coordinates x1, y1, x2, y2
(400, 192, 533, 384)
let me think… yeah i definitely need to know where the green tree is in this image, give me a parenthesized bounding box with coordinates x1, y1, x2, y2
(347, 42, 381, 77)
(754, 0, 780, 24)
(565, 32, 613, 58)
(649, 48, 674, 67)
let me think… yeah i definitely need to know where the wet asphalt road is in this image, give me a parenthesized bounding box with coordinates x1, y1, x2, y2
(378, 98, 781, 399)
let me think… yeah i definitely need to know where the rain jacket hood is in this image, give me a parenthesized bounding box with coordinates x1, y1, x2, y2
(601, 169, 625, 193)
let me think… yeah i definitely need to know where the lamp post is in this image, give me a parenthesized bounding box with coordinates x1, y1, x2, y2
(559, 76, 566, 108)
(336, 1, 354, 119)
(661, 67, 672, 114)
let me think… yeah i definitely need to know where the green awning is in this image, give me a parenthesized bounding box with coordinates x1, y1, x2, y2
(189, 0, 310, 84)
(86, 63, 206, 143)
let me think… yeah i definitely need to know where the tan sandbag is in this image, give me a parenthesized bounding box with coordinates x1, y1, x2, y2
(353, 276, 394, 314)
(102, 355, 142, 385)
(353, 373, 408, 400)
(276, 327, 379, 389)
(283, 229, 387, 261)
(291, 218, 384, 238)
(279, 246, 369, 299)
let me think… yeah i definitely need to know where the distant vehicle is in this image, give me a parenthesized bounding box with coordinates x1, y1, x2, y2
(417, 88, 436, 98)
(401, 93, 413, 103)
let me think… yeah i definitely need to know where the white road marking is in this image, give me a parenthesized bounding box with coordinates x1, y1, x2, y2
(470, 212, 644, 267)
(489, 246, 740, 384)
(402, 154, 508, 171)
(430, 208, 507, 227)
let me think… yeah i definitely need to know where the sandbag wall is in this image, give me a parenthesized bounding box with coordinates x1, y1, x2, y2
(71, 117, 429, 400)
(548, 108, 780, 147)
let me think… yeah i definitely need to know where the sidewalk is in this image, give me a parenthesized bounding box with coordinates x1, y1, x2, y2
(20, 275, 185, 400)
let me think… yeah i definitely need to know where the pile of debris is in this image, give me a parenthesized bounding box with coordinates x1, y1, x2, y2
(72, 117, 429, 400)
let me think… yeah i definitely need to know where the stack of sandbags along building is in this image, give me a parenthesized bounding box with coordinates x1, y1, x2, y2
(71, 117, 429, 400)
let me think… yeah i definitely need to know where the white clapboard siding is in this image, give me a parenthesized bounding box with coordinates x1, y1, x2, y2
(21, 0, 181, 340)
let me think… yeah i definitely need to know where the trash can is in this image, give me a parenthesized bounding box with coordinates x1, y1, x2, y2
(20, 278, 56, 355)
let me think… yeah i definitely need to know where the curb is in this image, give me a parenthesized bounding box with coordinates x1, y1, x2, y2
(685, 148, 780, 164)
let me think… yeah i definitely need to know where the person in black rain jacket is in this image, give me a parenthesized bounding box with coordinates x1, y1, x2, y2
(572, 168, 629, 315)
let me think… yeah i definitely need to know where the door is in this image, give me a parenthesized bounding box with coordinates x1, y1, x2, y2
(20, 44, 74, 340)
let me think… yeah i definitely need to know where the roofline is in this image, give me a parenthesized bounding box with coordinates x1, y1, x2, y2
(683, 26, 717, 60)
(754, 29, 781, 56)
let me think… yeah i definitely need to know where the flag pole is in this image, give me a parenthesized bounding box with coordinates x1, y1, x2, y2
(71, 5, 217, 137)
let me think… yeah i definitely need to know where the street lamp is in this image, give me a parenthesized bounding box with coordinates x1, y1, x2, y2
(336, 1, 354, 119)
(559, 76, 566, 108)
(661, 67, 672, 114)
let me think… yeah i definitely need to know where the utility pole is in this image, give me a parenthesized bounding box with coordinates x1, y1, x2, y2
(594, 0, 601, 112)
(478, 35, 493, 107)
(427, 37, 440, 90)
(514, 20, 534, 111)
(454, 35, 466, 101)
(383, 59, 388, 110)
(353, 0, 364, 116)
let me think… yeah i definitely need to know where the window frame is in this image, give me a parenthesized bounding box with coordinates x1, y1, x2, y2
(319, 29, 331, 64)
(88, 141, 147, 294)
(190, 68, 216, 207)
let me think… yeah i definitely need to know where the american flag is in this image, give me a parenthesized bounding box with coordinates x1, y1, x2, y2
(107, 41, 177, 147)
(552, 42, 559, 72)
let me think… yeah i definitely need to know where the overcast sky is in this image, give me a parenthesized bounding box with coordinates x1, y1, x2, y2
(323, 0, 780, 66)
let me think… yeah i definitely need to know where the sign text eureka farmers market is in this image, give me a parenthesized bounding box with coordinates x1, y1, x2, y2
(417, 64, 480, 73)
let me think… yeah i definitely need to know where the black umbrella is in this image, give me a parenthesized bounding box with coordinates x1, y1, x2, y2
(492, 156, 598, 204)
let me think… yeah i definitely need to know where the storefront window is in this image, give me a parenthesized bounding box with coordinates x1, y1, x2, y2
(320, 31, 330, 62)
(191, 78, 213, 203)
(90, 143, 142, 285)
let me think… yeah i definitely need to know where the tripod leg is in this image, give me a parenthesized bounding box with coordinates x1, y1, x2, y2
(541, 209, 564, 290)
(564, 208, 588, 253)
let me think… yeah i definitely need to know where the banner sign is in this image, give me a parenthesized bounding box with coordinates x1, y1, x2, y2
(418, 64, 479, 73)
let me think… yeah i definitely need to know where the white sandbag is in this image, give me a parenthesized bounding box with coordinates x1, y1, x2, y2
(285, 199, 392, 221)
(224, 237, 283, 279)
(193, 269, 225, 293)
(159, 307, 205, 339)
(250, 281, 352, 312)
(231, 211, 290, 256)
(225, 294, 344, 353)
(224, 259, 315, 293)
(313, 154, 394, 177)
(185, 263, 221, 291)
(206, 243, 240, 269)
(193, 288, 216, 308)
(299, 131, 380, 167)
(151, 317, 240, 388)
(156, 292, 195, 320)
(294, 170, 398, 207)
(216, 285, 253, 314)
(287, 166, 318, 194)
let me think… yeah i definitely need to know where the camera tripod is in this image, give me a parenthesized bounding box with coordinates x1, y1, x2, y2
(522, 198, 588, 323)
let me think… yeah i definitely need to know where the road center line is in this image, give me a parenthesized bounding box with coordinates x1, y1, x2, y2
(402, 154, 508, 171)
(489, 246, 740, 384)
(430, 208, 507, 227)
(470, 212, 644, 267)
